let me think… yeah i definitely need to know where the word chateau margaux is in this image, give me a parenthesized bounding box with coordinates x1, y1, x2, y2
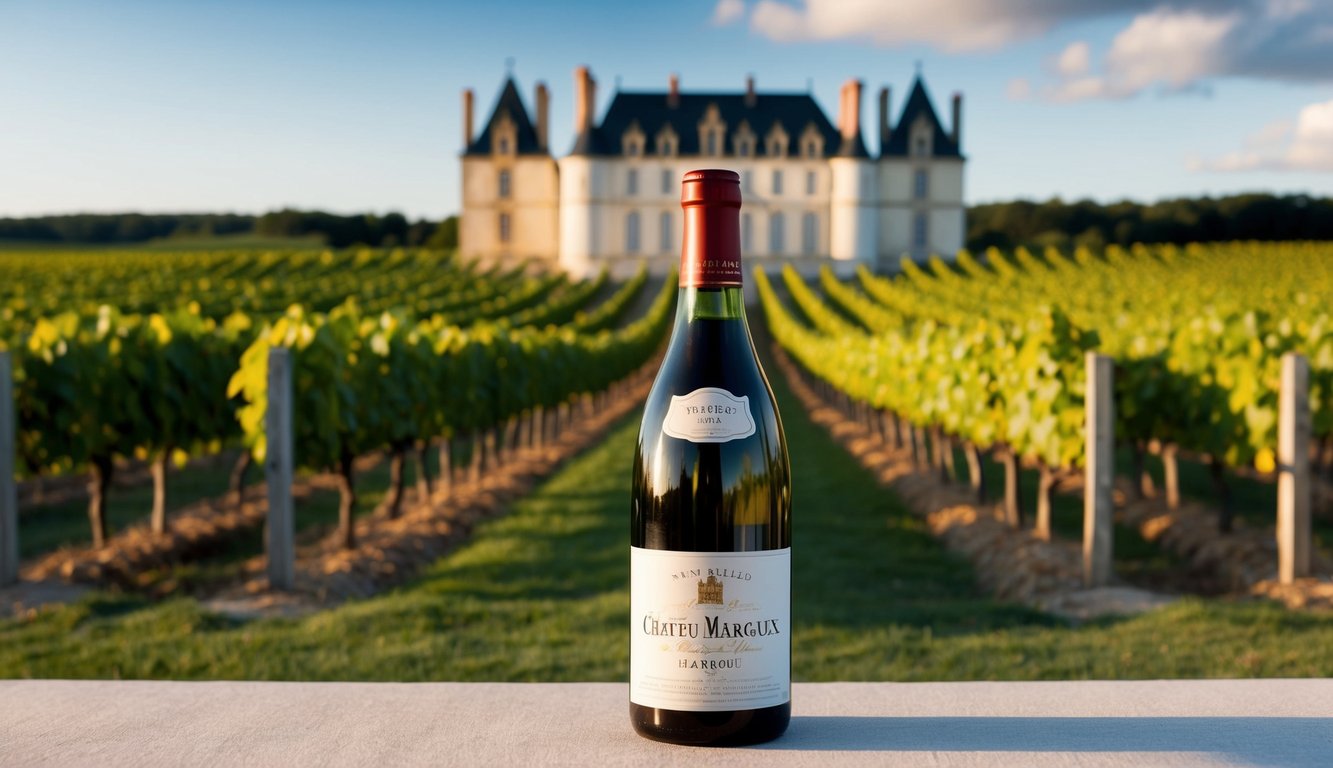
(630, 169, 793, 746)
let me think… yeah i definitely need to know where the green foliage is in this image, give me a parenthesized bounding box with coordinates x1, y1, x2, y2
(780, 242, 1333, 473)
(762, 266, 1094, 469)
(967, 194, 1333, 251)
(227, 272, 677, 473)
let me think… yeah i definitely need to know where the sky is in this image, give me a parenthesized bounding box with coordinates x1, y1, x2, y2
(2, 0, 1331, 219)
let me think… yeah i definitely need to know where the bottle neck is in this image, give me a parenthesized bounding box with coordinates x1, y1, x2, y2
(678, 285, 746, 322)
(679, 201, 742, 289)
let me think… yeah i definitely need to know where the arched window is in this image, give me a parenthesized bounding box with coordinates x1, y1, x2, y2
(498, 137, 510, 154)
(660, 211, 673, 253)
(626, 211, 641, 254)
(914, 169, 929, 200)
(499, 212, 511, 244)
(770, 212, 785, 256)
(802, 213, 817, 255)
(498, 169, 511, 199)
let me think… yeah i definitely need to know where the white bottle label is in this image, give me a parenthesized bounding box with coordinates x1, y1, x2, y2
(662, 387, 756, 443)
(630, 547, 791, 712)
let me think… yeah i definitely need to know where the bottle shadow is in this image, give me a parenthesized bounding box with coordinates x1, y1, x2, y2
(753, 715, 1330, 766)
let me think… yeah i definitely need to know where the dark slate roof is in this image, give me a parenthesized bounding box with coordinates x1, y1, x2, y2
(571, 91, 857, 158)
(882, 77, 962, 158)
(464, 77, 546, 156)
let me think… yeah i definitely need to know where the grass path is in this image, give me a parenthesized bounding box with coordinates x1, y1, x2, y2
(3, 348, 1333, 679)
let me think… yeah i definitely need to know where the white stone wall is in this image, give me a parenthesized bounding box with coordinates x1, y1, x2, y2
(461, 156, 559, 265)
(875, 157, 965, 266)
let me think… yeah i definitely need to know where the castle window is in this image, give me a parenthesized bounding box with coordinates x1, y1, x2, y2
(802, 213, 817, 255)
(806, 171, 816, 196)
(772, 170, 783, 196)
(493, 113, 517, 156)
(499, 212, 511, 244)
(798, 123, 824, 159)
(627, 169, 638, 196)
(742, 171, 752, 193)
(770, 212, 785, 255)
(742, 213, 753, 254)
(660, 211, 673, 253)
(498, 170, 511, 199)
(765, 121, 789, 158)
(698, 104, 726, 157)
(913, 169, 928, 200)
(623, 122, 647, 157)
(656, 125, 679, 157)
(627, 211, 641, 254)
(913, 212, 928, 249)
(915, 137, 927, 156)
(661, 168, 672, 195)
(733, 121, 757, 158)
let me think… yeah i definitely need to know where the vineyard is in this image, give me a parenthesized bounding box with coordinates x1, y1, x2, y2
(0, 248, 673, 574)
(3, 242, 1333, 682)
(758, 242, 1333, 579)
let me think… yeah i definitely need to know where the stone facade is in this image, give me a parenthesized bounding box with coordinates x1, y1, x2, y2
(461, 69, 966, 277)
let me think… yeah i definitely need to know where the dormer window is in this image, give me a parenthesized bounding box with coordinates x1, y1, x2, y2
(622, 121, 646, 157)
(493, 112, 517, 156)
(799, 123, 824, 159)
(698, 104, 726, 157)
(911, 117, 932, 157)
(656, 124, 679, 157)
(765, 121, 789, 158)
(732, 121, 756, 158)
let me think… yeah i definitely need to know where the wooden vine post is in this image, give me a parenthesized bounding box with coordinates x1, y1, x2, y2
(0, 351, 18, 587)
(1277, 352, 1311, 584)
(265, 347, 295, 591)
(1083, 352, 1114, 588)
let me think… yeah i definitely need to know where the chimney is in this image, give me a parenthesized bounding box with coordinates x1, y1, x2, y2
(951, 92, 962, 147)
(745, 75, 756, 108)
(838, 78, 862, 142)
(878, 86, 891, 146)
(463, 88, 475, 147)
(535, 82, 550, 151)
(668, 73, 680, 108)
(574, 66, 596, 133)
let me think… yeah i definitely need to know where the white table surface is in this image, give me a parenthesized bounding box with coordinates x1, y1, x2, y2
(2, 680, 1331, 767)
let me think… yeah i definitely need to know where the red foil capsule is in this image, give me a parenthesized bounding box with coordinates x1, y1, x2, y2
(679, 169, 743, 288)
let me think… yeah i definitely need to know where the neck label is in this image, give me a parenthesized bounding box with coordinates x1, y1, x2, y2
(663, 387, 756, 443)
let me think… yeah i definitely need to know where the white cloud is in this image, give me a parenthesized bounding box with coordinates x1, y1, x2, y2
(732, 1, 1333, 100)
(711, 0, 746, 26)
(1050, 41, 1091, 78)
(748, 0, 1156, 53)
(1193, 98, 1333, 172)
(1006, 78, 1033, 101)
(1286, 99, 1333, 170)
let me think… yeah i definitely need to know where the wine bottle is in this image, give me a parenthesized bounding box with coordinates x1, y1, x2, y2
(629, 168, 792, 746)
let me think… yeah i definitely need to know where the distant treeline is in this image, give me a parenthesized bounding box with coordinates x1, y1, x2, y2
(4, 193, 1329, 252)
(0, 210, 459, 249)
(967, 193, 1333, 251)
